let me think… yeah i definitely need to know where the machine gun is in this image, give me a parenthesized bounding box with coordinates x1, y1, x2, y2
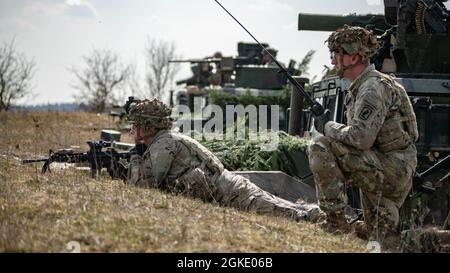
(23, 97, 139, 179)
(169, 45, 269, 88)
(169, 57, 219, 87)
(22, 140, 132, 179)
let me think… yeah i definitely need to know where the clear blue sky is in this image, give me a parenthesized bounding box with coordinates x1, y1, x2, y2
(1, 0, 446, 105)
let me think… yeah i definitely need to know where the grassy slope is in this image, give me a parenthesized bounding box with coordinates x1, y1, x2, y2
(0, 112, 367, 252)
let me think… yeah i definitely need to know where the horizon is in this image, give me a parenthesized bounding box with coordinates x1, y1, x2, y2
(1, 0, 448, 106)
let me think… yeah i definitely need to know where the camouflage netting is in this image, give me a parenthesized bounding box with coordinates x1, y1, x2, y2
(128, 99, 173, 130)
(326, 24, 378, 61)
(199, 131, 310, 178)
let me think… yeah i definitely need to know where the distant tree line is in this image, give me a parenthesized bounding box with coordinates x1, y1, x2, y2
(10, 102, 80, 112)
(0, 37, 180, 113)
(0, 37, 318, 113)
(69, 37, 181, 112)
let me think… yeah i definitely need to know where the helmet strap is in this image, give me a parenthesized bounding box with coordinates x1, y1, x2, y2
(337, 53, 365, 77)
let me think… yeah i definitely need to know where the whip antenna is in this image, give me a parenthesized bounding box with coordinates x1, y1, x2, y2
(213, 0, 324, 116)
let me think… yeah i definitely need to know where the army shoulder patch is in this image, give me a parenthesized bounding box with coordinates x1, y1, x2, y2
(358, 103, 376, 121)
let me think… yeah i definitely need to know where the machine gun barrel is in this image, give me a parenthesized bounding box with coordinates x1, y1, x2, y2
(298, 13, 390, 34)
(22, 158, 49, 164)
(23, 152, 88, 173)
(214, 0, 324, 116)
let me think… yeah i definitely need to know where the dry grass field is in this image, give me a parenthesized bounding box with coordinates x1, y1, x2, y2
(0, 111, 368, 253)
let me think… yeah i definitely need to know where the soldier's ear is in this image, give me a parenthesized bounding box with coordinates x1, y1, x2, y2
(350, 53, 361, 64)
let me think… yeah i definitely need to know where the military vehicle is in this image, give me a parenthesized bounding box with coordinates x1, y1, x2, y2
(168, 42, 306, 131)
(292, 0, 450, 229)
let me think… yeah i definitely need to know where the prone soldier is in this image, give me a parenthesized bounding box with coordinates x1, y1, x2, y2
(126, 99, 325, 223)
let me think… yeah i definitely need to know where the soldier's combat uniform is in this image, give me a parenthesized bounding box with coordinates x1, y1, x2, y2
(308, 25, 419, 241)
(127, 99, 324, 223)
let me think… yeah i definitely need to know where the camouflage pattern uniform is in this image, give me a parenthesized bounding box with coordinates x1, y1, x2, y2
(127, 99, 324, 223)
(308, 25, 419, 241)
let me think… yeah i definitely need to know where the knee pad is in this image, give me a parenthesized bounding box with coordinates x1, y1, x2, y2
(308, 143, 335, 174)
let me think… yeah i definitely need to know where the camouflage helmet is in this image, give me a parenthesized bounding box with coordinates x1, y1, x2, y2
(128, 99, 173, 130)
(326, 25, 378, 61)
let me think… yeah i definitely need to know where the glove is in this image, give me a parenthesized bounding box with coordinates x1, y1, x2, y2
(131, 143, 148, 156)
(314, 109, 331, 135)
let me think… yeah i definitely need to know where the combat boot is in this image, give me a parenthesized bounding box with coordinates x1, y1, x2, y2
(351, 220, 369, 240)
